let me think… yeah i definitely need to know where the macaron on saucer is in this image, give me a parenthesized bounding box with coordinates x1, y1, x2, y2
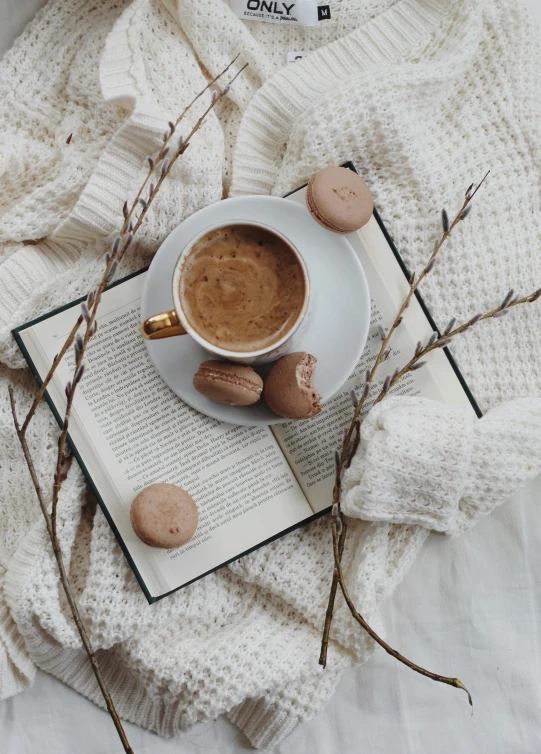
(141, 194, 370, 426)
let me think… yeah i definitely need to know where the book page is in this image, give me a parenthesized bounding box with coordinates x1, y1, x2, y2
(273, 190, 477, 513)
(18, 273, 312, 598)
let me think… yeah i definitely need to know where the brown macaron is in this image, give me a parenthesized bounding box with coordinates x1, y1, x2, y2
(193, 360, 264, 406)
(130, 483, 198, 549)
(264, 352, 321, 420)
(307, 166, 373, 233)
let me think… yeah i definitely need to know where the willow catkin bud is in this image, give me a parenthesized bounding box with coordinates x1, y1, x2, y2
(106, 260, 118, 282)
(437, 337, 453, 348)
(444, 317, 456, 335)
(74, 364, 85, 384)
(74, 334, 83, 356)
(500, 289, 515, 310)
(441, 208, 450, 232)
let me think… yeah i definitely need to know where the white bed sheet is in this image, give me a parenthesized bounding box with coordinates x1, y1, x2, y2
(2, 0, 541, 751)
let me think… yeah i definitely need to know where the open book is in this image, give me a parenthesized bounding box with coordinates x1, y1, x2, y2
(14, 168, 480, 602)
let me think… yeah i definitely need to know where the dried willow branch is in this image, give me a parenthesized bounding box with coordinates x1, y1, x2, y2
(317, 171, 541, 710)
(9, 56, 247, 753)
(319, 174, 489, 671)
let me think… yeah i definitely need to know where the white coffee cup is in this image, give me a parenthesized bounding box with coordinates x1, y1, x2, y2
(140, 220, 311, 365)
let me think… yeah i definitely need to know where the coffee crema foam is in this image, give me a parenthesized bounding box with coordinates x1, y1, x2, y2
(179, 225, 306, 352)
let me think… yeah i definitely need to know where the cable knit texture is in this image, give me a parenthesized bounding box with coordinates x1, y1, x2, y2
(0, 0, 540, 749)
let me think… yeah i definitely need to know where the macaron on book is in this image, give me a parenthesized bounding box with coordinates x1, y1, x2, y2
(13, 165, 479, 603)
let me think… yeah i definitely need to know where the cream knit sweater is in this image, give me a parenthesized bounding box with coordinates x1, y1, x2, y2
(1, 0, 541, 749)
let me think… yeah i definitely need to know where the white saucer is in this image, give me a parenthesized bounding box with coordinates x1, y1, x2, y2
(141, 196, 370, 426)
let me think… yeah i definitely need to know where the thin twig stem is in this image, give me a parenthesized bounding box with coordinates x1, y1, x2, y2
(347, 190, 470, 436)
(120, 54, 241, 236)
(21, 316, 83, 436)
(319, 521, 347, 668)
(330, 519, 472, 707)
(10, 387, 135, 753)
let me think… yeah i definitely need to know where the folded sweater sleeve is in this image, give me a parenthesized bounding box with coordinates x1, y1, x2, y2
(341, 396, 541, 537)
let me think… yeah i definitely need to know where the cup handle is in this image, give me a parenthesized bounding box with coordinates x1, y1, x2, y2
(140, 310, 187, 339)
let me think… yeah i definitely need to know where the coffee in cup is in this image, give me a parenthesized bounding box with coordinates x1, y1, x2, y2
(179, 224, 305, 353)
(141, 220, 311, 365)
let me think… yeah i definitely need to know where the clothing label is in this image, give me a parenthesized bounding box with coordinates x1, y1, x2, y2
(317, 4, 330, 20)
(287, 51, 308, 64)
(230, 0, 325, 26)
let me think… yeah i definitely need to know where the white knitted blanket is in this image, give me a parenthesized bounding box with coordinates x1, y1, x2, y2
(1, 0, 541, 749)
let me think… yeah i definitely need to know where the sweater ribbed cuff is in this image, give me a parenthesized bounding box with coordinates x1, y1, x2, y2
(228, 697, 300, 750)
